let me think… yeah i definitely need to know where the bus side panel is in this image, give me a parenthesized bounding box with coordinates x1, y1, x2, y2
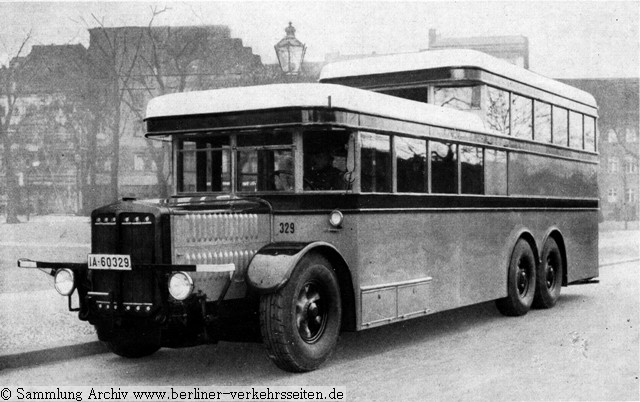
(355, 209, 598, 329)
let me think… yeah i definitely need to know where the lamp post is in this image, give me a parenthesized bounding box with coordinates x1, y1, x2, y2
(274, 22, 306, 76)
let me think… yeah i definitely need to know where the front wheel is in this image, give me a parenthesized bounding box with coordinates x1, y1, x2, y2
(96, 323, 161, 358)
(496, 239, 537, 316)
(533, 237, 563, 309)
(259, 253, 342, 372)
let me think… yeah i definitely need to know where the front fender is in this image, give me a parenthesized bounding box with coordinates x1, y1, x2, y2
(246, 241, 340, 293)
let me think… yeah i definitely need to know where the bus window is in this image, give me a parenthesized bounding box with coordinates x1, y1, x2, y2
(569, 111, 584, 149)
(430, 140, 458, 194)
(584, 115, 596, 151)
(177, 136, 230, 193)
(553, 106, 568, 146)
(485, 149, 507, 195)
(237, 131, 293, 192)
(361, 132, 391, 193)
(512, 94, 533, 140)
(460, 145, 484, 194)
(303, 130, 351, 191)
(534, 101, 552, 143)
(434, 86, 482, 111)
(485, 87, 510, 136)
(396, 137, 427, 193)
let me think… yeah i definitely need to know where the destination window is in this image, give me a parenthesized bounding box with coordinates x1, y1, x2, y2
(553, 106, 568, 146)
(512, 94, 533, 140)
(395, 137, 427, 193)
(460, 145, 484, 194)
(430, 140, 458, 194)
(534, 101, 552, 143)
(360, 132, 391, 193)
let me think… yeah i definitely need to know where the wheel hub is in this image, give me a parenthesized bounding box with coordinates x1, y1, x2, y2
(296, 282, 327, 343)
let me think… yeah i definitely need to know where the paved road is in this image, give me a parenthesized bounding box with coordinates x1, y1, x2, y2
(0, 260, 637, 401)
(0, 227, 638, 400)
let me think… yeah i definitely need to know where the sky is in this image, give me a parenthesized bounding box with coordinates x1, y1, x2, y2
(0, 1, 638, 79)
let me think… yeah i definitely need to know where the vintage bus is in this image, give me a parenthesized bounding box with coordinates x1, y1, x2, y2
(19, 51, 599, 373)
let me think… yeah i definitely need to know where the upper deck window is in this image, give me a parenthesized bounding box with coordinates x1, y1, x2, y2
(584, 116, 596, 152)
(569, 111, 584, 149)
(534, 101, 552, 143)
(552, 106, 569, 146)
(378, 87, 429, 104)
(485, 87, 510, 136)
(512, 94, 533, 140)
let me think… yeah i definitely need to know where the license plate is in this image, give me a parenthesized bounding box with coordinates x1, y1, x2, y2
(88, 254, 132, 270)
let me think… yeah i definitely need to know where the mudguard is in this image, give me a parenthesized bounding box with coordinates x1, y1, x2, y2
(246, 241, 342, 293)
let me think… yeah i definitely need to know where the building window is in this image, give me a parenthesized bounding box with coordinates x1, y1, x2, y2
(134, 154, 157, 171)
(625, 157, 638, 174)
(626, 128, 638, 143)
(607, 188, 618, 203)
(608, 157, 619, 173)
(626, 188, 636, 203)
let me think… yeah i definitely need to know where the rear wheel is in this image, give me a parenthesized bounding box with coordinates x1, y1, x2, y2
(259, 253, 342, 372)
(96, 323, 161, 358)
(496, 239, 537, 316)
(533, 237, 563, 309)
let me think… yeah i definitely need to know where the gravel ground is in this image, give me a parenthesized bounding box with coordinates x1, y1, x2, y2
(0, 216, 637, 357)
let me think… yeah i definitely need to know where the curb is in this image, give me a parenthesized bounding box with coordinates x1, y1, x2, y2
(599, 257, 640, 267)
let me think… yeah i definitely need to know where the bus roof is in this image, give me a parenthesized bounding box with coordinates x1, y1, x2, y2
(145, 83, 489, 134)
(319, 49, 597, 108)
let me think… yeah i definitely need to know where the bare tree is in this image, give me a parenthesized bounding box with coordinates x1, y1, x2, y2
(0, 34, 32, 223)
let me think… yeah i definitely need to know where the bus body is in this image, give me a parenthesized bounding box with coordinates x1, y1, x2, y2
(19, 51, 598, 372)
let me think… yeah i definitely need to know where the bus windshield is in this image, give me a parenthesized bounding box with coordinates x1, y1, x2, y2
(175, 128, 354, 194)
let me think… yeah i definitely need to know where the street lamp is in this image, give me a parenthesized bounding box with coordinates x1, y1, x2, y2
(274, 22, 306, 76)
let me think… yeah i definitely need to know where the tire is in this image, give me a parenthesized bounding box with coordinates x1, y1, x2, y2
(96, 323, 161, 358)
(496, 239, 537, 316)
(259, 253, 342, 372)
(533, 237, 563, 309)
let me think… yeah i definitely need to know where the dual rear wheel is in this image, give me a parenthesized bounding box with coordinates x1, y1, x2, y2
(496, 237, 564, 316)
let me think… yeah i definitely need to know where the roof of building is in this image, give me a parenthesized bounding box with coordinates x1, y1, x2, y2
(145, 83, 489, 134)
(320, 49, 597, 108)
(431, 35, 528, 48)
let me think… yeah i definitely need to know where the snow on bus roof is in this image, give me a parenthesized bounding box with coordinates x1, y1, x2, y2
(145, 83, 489, 134)
(320, 49, 597, 108)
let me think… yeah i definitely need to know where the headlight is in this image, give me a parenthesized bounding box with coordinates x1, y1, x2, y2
(168, 271, 194, 301)
(54, 269, 75, 296)
(329, 209, 344, 228)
